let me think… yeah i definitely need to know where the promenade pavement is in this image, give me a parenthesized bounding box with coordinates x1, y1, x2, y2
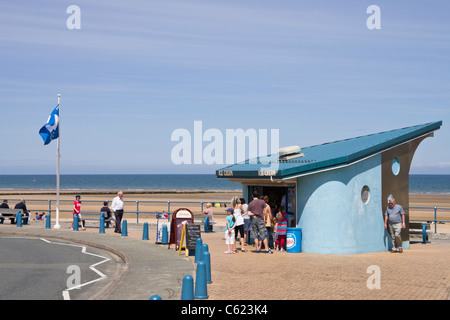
(1, 217, 449, 300)
(0, 220, 194, 300)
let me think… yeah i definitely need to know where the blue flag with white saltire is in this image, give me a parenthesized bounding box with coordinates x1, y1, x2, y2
(39, 104, 60, 145)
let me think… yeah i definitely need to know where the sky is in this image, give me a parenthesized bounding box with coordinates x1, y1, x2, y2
(0, 0, 449, 175)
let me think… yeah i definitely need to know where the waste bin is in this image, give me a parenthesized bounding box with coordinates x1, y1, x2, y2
(286, 227, 301, 253)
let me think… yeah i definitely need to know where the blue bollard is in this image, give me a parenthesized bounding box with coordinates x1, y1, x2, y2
(194, 260, 208, 299)
(202, 243, 209, 254)
(73, 215, 79, 231)
(149, 295, 162, 300)
(121, 219, 128, 236)
(194, 238, 203, 263)
(16, 211, 22, 227)
(161, 225, 168, 244)
(45, 214, 51, 229)
(203, 251, 212, 284)
(181, 275, 194, 300)
(99, 213, 105, 234)
(143, 222, 149, 240)
(422, 225, 428, 244)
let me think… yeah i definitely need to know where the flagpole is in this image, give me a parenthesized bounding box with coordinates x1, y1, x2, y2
(54, 93, 61, 229)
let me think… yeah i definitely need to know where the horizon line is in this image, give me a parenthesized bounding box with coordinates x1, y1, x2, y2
(0, 173, 449, 176)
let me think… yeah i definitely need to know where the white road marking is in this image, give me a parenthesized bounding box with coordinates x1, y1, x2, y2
(1, 236, 111, 300)
(42, 239, 111, 299)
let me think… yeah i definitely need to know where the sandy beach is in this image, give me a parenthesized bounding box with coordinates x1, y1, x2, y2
(1, 190, 449, 233)
(0, 190, 237, 225)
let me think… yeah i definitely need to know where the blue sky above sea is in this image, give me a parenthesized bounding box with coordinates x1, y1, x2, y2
(0, 1, 449, 175)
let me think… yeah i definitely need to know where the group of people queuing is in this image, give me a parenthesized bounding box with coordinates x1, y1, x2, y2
(222, 192, 406, 255)
(224, 190, 288, 255)
(72, 191, 124, 233)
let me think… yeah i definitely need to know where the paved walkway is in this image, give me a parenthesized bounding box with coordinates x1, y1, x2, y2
(203, 229, 450, 300)
(1, 218, 449, 300)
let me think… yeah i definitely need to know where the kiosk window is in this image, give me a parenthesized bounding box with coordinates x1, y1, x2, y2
(392, 157, 400, 175)
(361, 185, 370, 204)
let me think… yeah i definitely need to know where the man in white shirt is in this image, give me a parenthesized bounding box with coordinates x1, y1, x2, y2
(111, 191, 124, 233)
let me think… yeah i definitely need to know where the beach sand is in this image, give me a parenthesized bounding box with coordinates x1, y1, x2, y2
(0, 190, 236, 226)
(1, 191, 449, 233)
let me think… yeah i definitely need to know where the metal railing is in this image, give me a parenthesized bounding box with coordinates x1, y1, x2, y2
(410, 206, 450, 233)
(3, 198, 231, 223)
(4, 198, 448, 232)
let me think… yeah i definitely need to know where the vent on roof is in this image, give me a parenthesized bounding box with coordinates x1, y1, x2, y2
(278, 145, 305, 161)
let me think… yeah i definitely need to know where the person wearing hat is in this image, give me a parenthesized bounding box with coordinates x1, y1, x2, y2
(72, 195, 85, 231)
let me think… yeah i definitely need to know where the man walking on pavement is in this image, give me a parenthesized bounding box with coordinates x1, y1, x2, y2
(384, 195, 406, 253)
(111, 191, 124, 234)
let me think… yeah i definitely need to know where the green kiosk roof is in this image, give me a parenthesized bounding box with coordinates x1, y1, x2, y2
(216, 121, 442, 180)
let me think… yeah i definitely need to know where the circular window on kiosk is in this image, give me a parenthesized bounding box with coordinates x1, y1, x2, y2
(361, 185, 370, 204)
(392, 157, 400, 175)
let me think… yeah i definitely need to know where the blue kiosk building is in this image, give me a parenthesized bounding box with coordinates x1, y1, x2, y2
(216, 121, 442, 254)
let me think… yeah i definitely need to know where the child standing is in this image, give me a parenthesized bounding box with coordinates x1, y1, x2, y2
(224, 208, 236, 254)
(275, 206, 288, 251)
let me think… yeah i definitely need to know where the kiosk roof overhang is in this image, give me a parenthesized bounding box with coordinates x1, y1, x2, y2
(216, 121, 442, 181)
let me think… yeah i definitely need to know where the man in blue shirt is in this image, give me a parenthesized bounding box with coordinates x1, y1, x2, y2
(384, 196, 406, 253)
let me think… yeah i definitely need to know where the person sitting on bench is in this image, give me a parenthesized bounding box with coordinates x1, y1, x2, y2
(101, 201, 116, 227)
(14, 199, 30, 224)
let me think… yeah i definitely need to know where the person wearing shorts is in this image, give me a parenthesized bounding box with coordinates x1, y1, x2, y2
(247, 191, 273, 254)
(72, 195, 85, 231)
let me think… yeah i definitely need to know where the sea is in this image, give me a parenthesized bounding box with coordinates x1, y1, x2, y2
(0, 174, 449, 194)
(0, 174, 241, 192)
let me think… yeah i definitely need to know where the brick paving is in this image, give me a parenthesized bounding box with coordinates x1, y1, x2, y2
(198, 227, 450, 300)
(3, 218, 449, 300)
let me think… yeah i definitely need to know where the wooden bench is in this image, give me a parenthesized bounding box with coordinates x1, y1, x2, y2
(409, 222, 430, 244)
(0, 209, 25, 224)
(75, 211, 114, 228)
